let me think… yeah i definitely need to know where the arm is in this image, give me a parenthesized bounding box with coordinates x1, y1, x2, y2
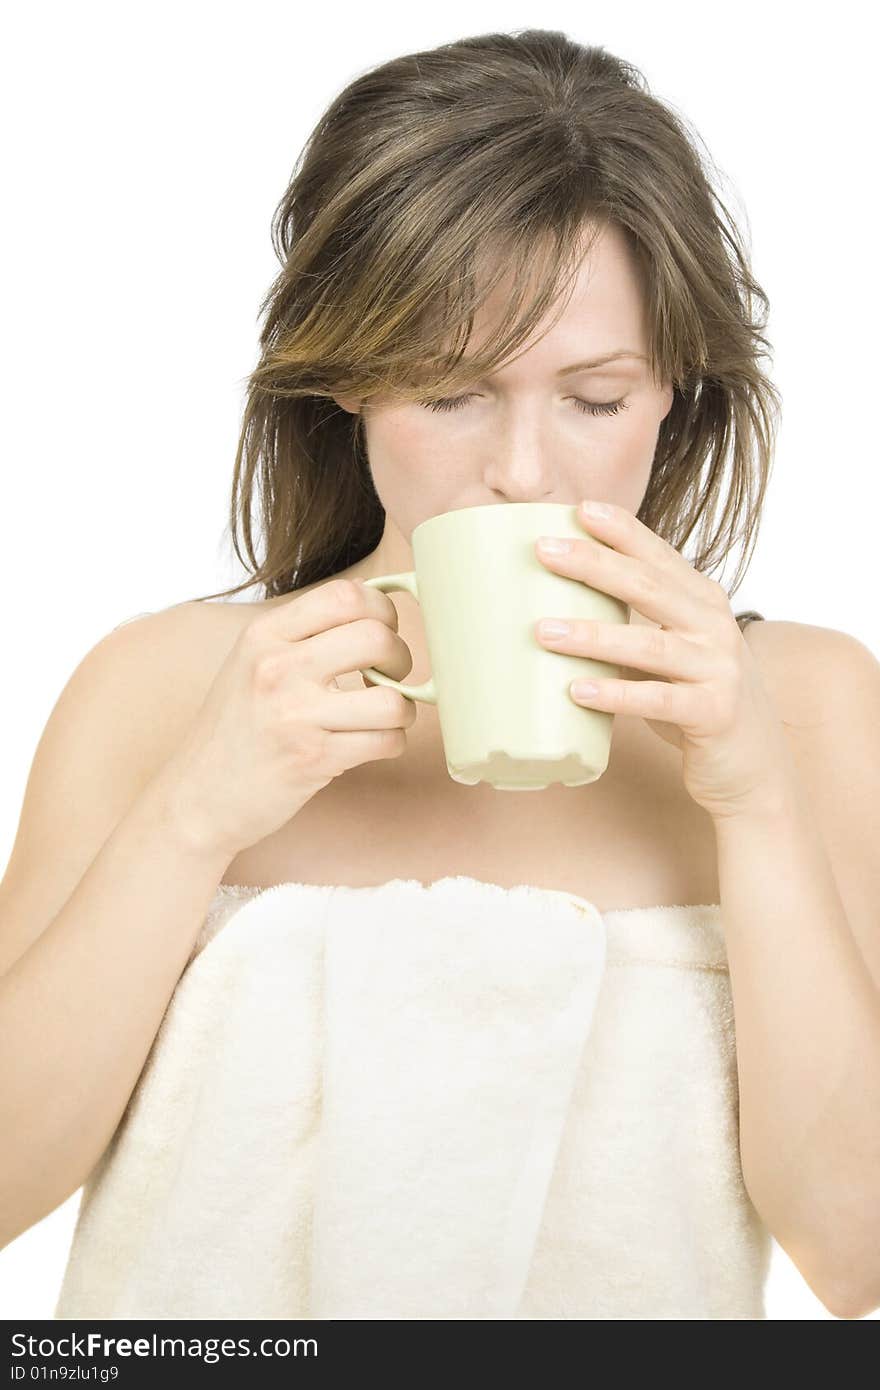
(0, 608, 235, 1248)
(529, 501, 880, 1317)
(0, 767, 232, 1248)
(712, 627, 880, 1320)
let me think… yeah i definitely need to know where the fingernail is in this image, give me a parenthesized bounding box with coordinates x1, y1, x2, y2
(538, 619, 571, 638)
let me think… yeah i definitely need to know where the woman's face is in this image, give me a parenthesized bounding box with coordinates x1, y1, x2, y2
(332, 221, 675, 579)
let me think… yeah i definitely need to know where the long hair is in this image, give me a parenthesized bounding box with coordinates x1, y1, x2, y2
(189, 29, 781, 605)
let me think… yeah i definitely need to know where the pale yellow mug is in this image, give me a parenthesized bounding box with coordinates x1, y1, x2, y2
(359, 501, 629, 790)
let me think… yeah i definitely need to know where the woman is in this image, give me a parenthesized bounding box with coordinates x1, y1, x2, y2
(3, 30, 878, 1321)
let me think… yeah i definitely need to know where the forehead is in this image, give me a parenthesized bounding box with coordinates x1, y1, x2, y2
(466, 221, 649, 367)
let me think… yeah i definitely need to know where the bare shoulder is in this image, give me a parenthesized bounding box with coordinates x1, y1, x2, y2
(2, 597, 263, 876)
(144, 594, 279, 700)
(162, 578, 346, 680)
(148, 589, 320, 703)
(0, 598, 262, 972)
(98, 600, 252, 752)
(741, 617, 879, 734)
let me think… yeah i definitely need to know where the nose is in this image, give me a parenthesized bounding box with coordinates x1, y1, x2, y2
(482, 433, 558, 502)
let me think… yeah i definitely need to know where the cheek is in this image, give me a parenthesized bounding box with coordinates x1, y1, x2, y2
(365, 426, 455, 519)
(572, 407, 657, 503)
(371, 416, 474, 490)
(584, 402, 658, 461)
(613, 398, 667, 467)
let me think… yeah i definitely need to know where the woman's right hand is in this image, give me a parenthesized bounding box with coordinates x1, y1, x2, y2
(158, 578, 417, 859)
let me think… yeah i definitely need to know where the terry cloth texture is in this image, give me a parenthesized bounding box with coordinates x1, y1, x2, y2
(54, 877, 771, 1320)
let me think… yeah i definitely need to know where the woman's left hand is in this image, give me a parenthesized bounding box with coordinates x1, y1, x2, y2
(534, 499, 794, 821)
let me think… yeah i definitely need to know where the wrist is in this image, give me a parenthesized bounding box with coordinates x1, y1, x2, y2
(140, 762, 240, 868)
(710, 766, 804, 833)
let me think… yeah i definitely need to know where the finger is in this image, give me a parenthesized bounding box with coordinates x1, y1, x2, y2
(570, 674, 702, 727)
(266, 576, 400, 642)
(539, 535, 718, 637)
(537, 620, 711, 681)
(571, 502, 725, 633)
(576, 499, 693, 576)
(325, 725, 411, 768)
(317, 682, 419, 732)
(305, 616, 414, 685)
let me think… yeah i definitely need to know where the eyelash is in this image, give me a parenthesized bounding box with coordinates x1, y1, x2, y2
(419, 395, 629, 417)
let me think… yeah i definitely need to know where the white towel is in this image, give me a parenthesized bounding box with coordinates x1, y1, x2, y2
(54, 876, 770, 1320)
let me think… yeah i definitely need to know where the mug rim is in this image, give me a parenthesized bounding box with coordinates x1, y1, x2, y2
(412, 499, 579, 540)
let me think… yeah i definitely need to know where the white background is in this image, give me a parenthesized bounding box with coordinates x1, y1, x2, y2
(1, 0, 877, 1321)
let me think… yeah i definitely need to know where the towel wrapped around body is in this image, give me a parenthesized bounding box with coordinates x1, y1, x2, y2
(54, 876, 771, 1320)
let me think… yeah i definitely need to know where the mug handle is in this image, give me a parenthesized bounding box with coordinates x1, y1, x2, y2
(359, 573, 438, 704)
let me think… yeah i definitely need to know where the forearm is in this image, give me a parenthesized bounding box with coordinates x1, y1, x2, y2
(713, 771, 880, 1314)
(0, 764, 233, 1248)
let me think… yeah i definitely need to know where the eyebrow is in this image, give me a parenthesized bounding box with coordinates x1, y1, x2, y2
(458, 348, 649, 389)
(557, 351, 648, 374)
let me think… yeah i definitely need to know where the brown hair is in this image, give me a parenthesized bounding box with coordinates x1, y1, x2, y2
(189, 28, 781, 606)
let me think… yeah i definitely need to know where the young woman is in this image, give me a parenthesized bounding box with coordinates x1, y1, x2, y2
(2, 30, 878, 1321)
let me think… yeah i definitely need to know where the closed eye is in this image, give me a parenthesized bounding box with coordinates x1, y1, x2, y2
(419, 395, 629, 417)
